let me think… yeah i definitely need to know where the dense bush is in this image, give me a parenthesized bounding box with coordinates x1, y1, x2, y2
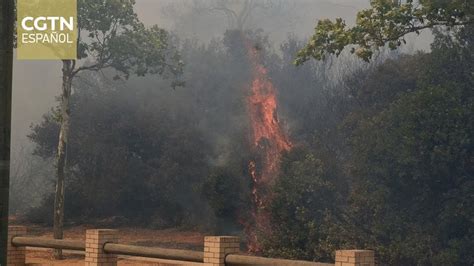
(264, 27, 474, 265)
(27, 31, 256, 228)
(262, 148, 344, 263)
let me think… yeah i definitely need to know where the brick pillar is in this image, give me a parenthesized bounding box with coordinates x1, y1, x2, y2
(85, 229, 118, 266)
(203, 236, 240, 266)
(335, 250, 375, 266)
(7, 226, 27, 266)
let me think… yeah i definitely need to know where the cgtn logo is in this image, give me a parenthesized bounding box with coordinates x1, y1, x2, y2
(21, 16, 75, 44)
(17, 0, 77, 60)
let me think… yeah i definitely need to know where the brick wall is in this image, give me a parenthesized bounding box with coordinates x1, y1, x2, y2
(85, 229, 118, 266)
(203, 236, 240, 266)
(335, 250, 375, 266)
(7, 226, 27, 266)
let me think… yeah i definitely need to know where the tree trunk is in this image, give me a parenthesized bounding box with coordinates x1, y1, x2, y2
(53, 60, 73, 259)
(0, 0, 14, 264)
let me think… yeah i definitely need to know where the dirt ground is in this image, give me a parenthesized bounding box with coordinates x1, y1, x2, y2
(26, 249, 203, 266)
(26, 249, 203, 265)
(14, 223, 206, 265)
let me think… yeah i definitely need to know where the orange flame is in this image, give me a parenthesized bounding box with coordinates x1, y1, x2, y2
(243, 38, 292, 253)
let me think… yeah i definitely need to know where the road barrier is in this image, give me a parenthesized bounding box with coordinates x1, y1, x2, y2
(7, 225, 374, 266)
(103, 243, 204, 262)
(11, 236, 84, 250)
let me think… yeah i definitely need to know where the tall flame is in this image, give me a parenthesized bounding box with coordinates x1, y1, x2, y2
(243, 38, 292, 253)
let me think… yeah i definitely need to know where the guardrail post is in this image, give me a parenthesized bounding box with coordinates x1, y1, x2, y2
(204, 236, 240, 266)
(7, 226, 27, 266)
(335, 250, 375, 266)
(85, 229, 118, 266)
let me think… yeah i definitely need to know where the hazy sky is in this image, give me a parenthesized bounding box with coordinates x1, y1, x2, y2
(11, 0, 432, 152)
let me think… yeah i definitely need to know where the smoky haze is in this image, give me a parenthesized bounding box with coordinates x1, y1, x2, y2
(8, 2, 473, 265)
(10, 0, 432, 212)
(12, 0, 432, 151)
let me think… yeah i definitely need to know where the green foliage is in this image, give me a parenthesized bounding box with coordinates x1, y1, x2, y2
(202, 166, 250, 233)
(262, 148, 344, 262)
(203, 168, 240, 218)
(348, 82, 473, 264)
(27, 30, 257, 228)
(29, 76, 211, 226)
(345, 29, 474, 265)
(75, 0, 183, 80)
(265, 26, 474, 265)
(296, 0, 473, 63)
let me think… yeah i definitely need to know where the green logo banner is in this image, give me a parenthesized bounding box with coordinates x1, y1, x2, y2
(17, 0, 77, 60)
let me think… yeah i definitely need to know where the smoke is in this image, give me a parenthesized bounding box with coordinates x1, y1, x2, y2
(11, 0, 433, 223)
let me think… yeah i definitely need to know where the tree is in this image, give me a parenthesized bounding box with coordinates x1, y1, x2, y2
(295, 0, 473, 63)
(263, 148, 344, 263)
(261, 23, 473, 264)
(50, 0, 182, 258)
(28, 73, 210, 228)
(349, 83, 473, 264)
(27, 34, 253, 231)
(202, 166, 248, 233)
(346, 26, 474, 265)
(0, 0, 14, 264)
(163, 0, 284, 31)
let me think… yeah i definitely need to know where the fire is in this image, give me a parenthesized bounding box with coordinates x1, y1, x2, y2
(243, 38, 292, 253)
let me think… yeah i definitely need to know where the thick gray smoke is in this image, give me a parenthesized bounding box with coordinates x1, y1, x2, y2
(10, 0, 432, 212)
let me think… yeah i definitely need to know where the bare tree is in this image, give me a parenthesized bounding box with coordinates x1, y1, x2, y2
(163, 0, 286, 31)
